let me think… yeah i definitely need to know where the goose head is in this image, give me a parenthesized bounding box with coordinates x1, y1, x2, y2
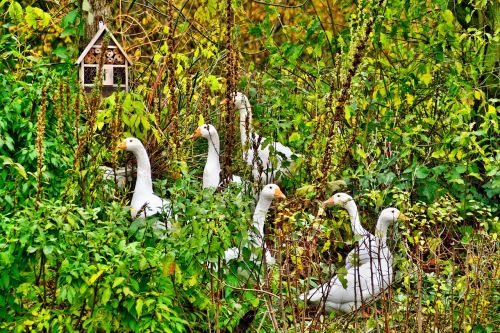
(322, 192, 353, 208)
(260, 183, 287, 201)
(190, 124, 218, 140)
(117, 137, 145, 152)
(378, 207, 408, 225)
(375, 207, 408, 237)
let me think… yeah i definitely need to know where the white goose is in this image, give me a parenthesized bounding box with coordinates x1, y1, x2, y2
(304, 207, 406, 313)
(117, 138, 171, 230)
(224, 184, 286, 265)
(223, 92, 299, 184)
(190, 124, 242, 189)
(323, 193, 371, 269)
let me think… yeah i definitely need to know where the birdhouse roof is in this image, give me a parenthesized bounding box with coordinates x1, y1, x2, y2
(75, 23, 133, 65)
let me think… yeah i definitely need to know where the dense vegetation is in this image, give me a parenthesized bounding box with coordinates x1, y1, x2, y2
(0, 0, 498, 332)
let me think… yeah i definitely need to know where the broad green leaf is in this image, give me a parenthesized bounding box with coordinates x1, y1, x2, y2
(136, 299, 144, 318)
(415, 166, 429, 179)
(289, 132, 300, 142)
(8, 1, 23, 22)
(113, 277, 125, 288)
(442, 9, 454, 24)
(102, 288, 111, 305)
(1, 156, 27, 179)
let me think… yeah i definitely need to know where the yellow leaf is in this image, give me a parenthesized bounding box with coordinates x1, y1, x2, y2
(420, 73, 432, 86)
(474, 90, 482, 100)
(88, 270, 104, 285)
(197, 114, 205, 126)
(406, 94, 414, 105)
(487, 104, 496, 114)
(393, 94, 401, 107)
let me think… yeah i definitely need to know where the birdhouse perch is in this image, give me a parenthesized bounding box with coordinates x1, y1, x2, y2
(75, 22, 133, 96)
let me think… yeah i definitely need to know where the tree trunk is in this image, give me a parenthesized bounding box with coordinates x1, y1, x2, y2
(82, 0, 112, 41)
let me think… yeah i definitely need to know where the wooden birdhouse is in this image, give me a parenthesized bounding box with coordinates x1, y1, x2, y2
(75, 22, 132, 96)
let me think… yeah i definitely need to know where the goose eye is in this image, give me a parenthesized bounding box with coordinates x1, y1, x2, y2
(391, 210, 395, 213)
(129, 139, 133, 142)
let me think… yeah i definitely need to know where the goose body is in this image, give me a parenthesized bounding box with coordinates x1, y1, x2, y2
(191, 124, 243, 189)
(226, 92, 299, 184)
(304, 208, 406, 313)
(99, 166, 132, 188)
(224, 184, 286, 265)
(117, 138, 171, 230)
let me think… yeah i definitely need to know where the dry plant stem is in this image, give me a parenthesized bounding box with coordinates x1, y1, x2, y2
(220, 0, 237, 188)
(35, 87, 47, 206)
(58, 82, 64, 132)
(318, 0, 386, 197)
(460, 242, 472, 331)
(74, 94, 81, 143)
(111, 94, 121, 191)
(166, 0, 178, 134)
(185, 73, 192, 117)
(265, 294, 280, 332)
(416, 245, 423, 333)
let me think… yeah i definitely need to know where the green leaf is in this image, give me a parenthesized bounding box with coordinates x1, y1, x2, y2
(25, 6, 51, 29)
(442, 9, 454, 24)
(136, 299, 144, 318)
(178, 22, 189, 33)
(1, 156, 27, 179)
(61, 9, 79, 27)
(53, 46, 68, 59)
(60, 27, 76, 38)
(289, 132, 300, 142)
(337, 266, 348, 288)
(8, 1, 22, 22)
(113, 277, 125, 288)
(415, 166, 429, 179)
(102, 288, 111, 305)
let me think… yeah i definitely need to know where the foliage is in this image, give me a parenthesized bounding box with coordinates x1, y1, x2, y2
(0, 0, 498, 331)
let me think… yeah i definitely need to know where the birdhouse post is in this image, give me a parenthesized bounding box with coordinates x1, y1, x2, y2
(75, 22, 133, 96)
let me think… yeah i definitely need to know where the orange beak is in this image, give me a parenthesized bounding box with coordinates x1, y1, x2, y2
(274, 188, 286, 200)
(219, 98, 230, 106)
(322, 197, 335, 207)
(190, 128, 201, 139)
(117, 141, 127, 150)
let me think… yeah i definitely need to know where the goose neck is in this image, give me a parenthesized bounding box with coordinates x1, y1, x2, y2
(375, 220, 391, 246)
(252, 197, 273, 243)
(344, 200, 367, 235)
(238, 104, 253, 144)
(206, 131, 220, 158)
(203, 131, 222, 188)
(133, 147, 153, 194)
